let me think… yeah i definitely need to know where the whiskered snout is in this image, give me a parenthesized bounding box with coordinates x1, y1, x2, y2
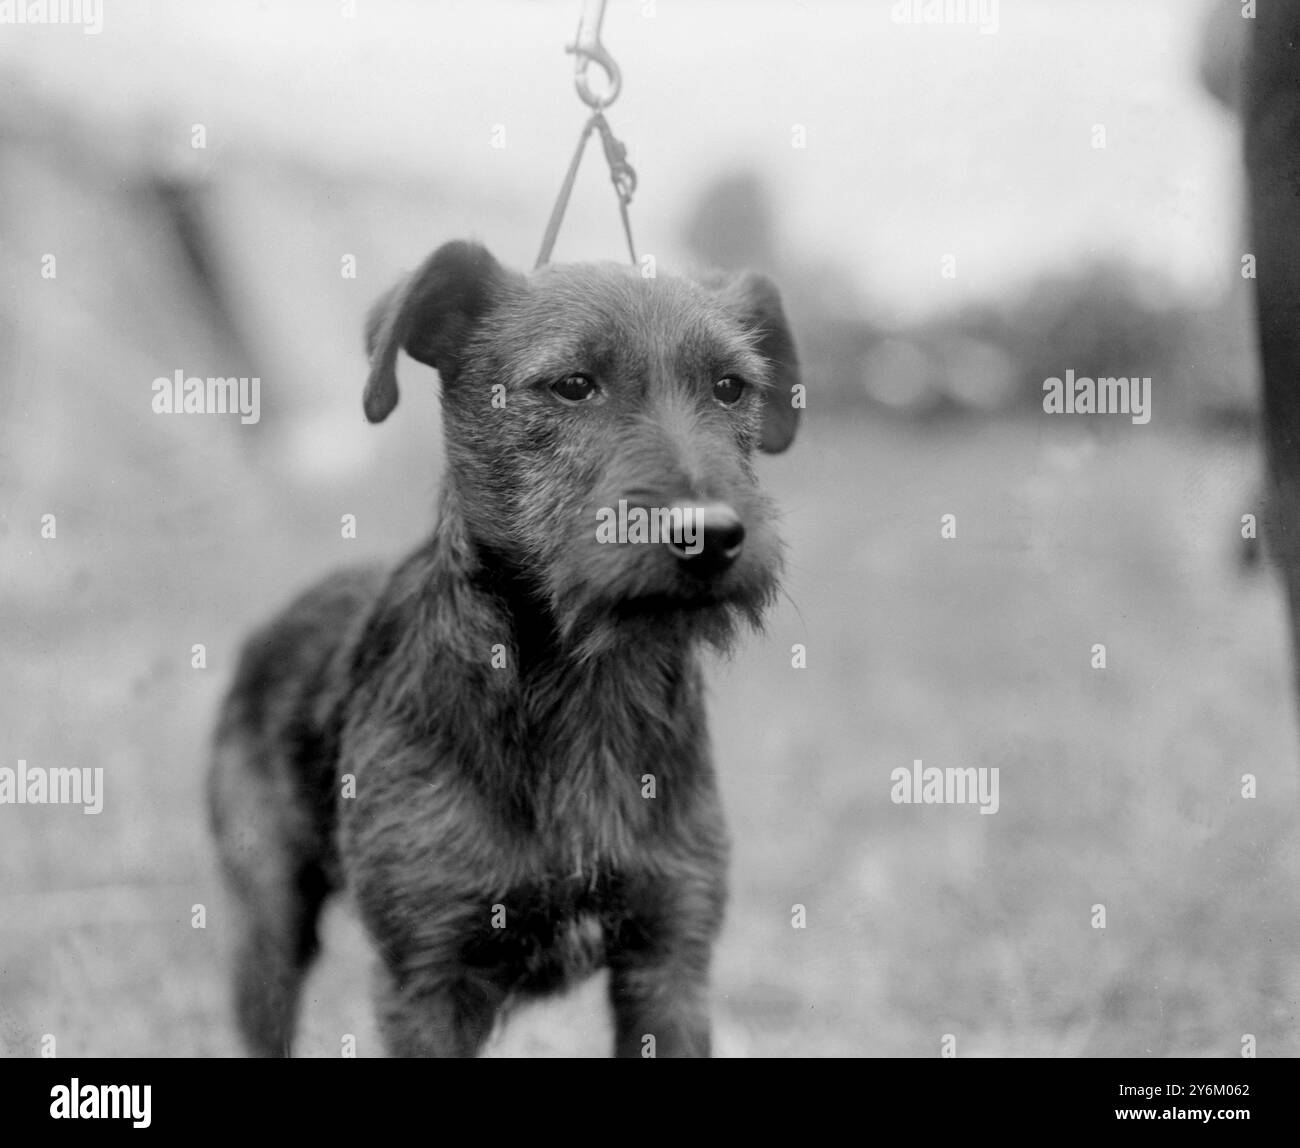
(660, 500, 746, 574)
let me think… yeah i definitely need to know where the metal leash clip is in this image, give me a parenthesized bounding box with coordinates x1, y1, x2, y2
(536, 0, 638, 268)
(593, 113, 636, 205)
(568, 0, 622, 109)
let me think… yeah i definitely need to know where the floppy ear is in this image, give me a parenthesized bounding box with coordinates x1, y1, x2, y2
(706, 271, 801, 453)
(363, 240, 516, 423)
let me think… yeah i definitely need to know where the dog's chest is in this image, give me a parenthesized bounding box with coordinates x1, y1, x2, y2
(467, 874, 617, 994)
(473, 755, 656, 991)
(519, 727, 659, 852)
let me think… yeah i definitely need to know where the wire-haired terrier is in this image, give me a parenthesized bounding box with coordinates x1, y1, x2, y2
(208, 239, 800, 1057)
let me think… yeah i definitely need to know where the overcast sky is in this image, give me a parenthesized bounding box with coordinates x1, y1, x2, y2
(2, 0, 1238, 320)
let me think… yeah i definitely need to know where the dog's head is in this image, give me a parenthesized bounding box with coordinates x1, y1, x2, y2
(364, 240, 800, 653)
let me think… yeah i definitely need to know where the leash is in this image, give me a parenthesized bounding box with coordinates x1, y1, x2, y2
(535, 0, 638, 269)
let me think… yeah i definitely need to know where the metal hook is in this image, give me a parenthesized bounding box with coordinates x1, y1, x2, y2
(567, 0, 622, 109)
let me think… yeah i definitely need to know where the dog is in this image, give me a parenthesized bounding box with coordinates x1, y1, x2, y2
(207, 239, 800, 1057)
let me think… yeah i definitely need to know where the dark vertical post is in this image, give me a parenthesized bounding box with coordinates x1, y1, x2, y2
(1245, 3, 1300, 689)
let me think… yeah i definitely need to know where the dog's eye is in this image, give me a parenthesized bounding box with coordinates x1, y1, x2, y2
(713, 377, 746, 406)
(551, 374, 599, 403)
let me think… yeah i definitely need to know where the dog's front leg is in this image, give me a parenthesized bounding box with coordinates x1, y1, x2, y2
(372, 960, 504, 1058)
(608, 932, 717, 1058)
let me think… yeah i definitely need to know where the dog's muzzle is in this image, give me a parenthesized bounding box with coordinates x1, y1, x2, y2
(665, 500, 746, 574)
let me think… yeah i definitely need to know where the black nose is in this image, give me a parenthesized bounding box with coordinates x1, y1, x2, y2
(666, 501, 745, 572)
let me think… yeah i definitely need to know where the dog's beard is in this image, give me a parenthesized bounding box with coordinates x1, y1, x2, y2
(550, 568, 778, 664)
(487, 503, 785, 664)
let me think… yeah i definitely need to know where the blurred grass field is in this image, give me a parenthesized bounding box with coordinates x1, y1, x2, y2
(3, 401, 1298, 1057)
